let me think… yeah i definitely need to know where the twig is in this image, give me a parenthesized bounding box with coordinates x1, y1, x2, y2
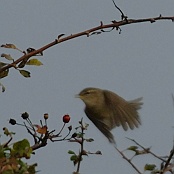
(162, 144, 174, 173)
(115, 147, 142, 174)
(112, 0, 128, 21)
(76, 118, 84, 173)
(50, 129, 71, 142)
(0, 15, 173, 74)
(55, 123, 66, 137)
(127, 137, 166, 162)
(3, 137, 12, 148)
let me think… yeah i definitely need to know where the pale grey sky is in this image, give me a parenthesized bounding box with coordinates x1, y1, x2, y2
(1, 1, 174, 174)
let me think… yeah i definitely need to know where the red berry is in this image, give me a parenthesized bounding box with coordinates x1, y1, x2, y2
(63, 114, 70, 123)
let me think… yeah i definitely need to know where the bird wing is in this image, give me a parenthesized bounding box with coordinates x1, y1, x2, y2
(103, 90, 142, 131)
(85, 108, 116, 144)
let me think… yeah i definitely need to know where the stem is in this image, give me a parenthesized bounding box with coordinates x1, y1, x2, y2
(76, 119, 84, 173)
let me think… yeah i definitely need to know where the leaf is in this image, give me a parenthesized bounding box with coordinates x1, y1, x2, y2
(28, 163, 37, 173)
(68, 150, 75, 154)
(1, 43, 17, 49)
(13, 139, 30, 151)
(81, 150, 88, 156)
(135, 148, 150, 155)
(70, 154, 78, 161)
(34, 125, 47, 134)
(0, 69, 9, 79)
(3, 127, 10, 136)
(13, 139, 32, 158)
(1, 53, 14, 61)
(0, 62, 7, 68)
(76, 132, 84, 138)
(0, 82, 5, 92)
(1, 43, 23, 53)
(26, 59, 43, 66)
(85, 138, 94, 142)
(3, 127, 15, 136)
(83, 123, 89, 130)
(144, 164, 156, 171)
(19, 70, 31, 78)
(127, 146, 138, 151)
(18, 58, 28, 68)
(95, 151, 102, 155)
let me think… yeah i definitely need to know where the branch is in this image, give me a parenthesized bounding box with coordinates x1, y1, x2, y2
(127, 137, 166, 162)
(162, 145, 174, 173)
(0, 15, 173, 74)
(115, 147, 142, 174)
(75, 119, 85, 173)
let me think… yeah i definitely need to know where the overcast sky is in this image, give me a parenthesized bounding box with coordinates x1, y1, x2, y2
(1, 1, 174, 174)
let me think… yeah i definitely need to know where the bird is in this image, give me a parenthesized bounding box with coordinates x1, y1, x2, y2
(76, 87, 143, 145)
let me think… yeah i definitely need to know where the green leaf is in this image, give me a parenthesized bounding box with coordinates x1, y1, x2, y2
(127, 146, 138, 151)
(13, 139, 30, 150)
(3, 127, 10, 136)
(76, 132, 84, 138)
(0, 62, 7, 68)
(1, 53, 14, 61)
(19, 70, 31, 78)
(28, 163, 37, 174)
(13, 139, 32, 158)
(144, 164, 156, 171)
(70, 154, 78, 161)
(83, 123, 89, 130)
(26, 58, 43, 66)
(85, 138, 94, 142)
(18, 58, 28, 68)
(68, 150, 75, 154)
(0, 69, 9, 79)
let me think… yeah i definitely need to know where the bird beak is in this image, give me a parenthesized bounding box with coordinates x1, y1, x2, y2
(75, 94, 80, 98)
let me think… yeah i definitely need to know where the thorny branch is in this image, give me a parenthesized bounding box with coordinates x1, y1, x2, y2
(0, 15, 173, 74)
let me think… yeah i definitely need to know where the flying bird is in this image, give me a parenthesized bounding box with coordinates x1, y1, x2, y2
(76, 87, 143, 144)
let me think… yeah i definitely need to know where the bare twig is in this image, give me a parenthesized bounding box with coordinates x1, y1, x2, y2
(55, 123, 66, 137)
(115, 147, 142, 174)
(162, 144, 174, 173)
(49, 129, 71, 142)
(112, 0, 128, 21)
(2, 137, 12, 148)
